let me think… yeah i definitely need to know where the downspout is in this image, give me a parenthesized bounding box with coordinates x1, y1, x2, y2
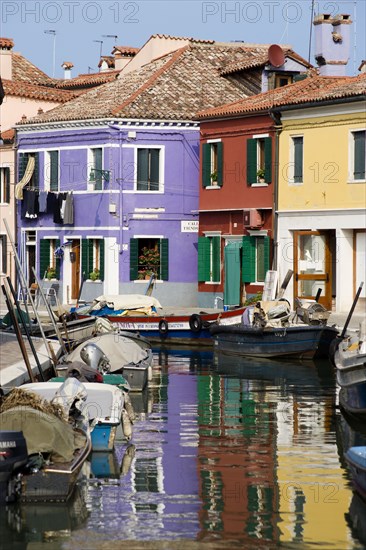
(269, 110, 282, 271)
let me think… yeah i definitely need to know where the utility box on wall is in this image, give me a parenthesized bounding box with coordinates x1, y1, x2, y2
(243, 209, 263, 229)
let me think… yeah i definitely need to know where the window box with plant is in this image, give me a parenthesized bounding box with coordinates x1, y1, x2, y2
(256, 168, 266, 183)
(45, 266, 57, 281)
(89, 268, 101, 282)
(138, 246, 160, 279)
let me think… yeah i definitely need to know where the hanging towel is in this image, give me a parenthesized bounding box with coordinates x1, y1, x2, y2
(38, 191, 48, 213)
(63, 192, 74, 225)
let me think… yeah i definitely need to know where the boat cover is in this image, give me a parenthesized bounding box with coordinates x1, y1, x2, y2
(92, 294, 162, 311)
(0, 389, 85, 462)
(63, 333, 151, 373)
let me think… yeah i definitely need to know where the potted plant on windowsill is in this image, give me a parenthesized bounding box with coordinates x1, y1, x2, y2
(256, 168, 266, 183)
(210, 170, 218, 185)
(89, 268, 101, 282)
(45, 267, 57, 281)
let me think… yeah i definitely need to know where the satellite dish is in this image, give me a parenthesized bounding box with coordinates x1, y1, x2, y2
(268, 44, 285, 68)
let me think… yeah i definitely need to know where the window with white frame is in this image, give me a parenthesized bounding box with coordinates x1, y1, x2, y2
(136, 148, 162, 191)
(290, 136, 303, 184)
(81, 238, 105, 280)
(198, 235, 221, 282)
(40, 238, 60, 279)
(0, 167, 10, 203)
(246, 136, 272, 185)
(18, 152, 39, 189)
(130, 237, 169, 280)
(45, 151, 59, 192)
(88, 147, 106, 190)
(350, 130, 366, 181)
(202, 141, 223, 187)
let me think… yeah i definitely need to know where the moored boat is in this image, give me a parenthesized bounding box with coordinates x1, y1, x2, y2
(346, 446, 366, 500)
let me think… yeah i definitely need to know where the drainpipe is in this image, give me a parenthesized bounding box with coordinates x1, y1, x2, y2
(269, 110, 282, 271)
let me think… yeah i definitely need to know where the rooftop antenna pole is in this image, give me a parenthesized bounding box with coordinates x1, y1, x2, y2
(102, 34, 118, 44)
(44, 30, 56, 77)
(308, 0, 315, 64)
(93, 39, 104, 69)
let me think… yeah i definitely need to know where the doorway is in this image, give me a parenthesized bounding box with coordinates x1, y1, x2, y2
(294, 230, 332, 310)
(70, 239, 81, 300)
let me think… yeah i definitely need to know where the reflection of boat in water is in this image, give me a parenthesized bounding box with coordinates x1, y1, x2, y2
(89, 444, 136, 479)
(0, 483, 89, 545)
(213, 351, 334, 388)
(347, 491, 366, 547)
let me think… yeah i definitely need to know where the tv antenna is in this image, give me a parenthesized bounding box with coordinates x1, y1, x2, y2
(102, 34, 118, 44)
(44, 30, 56, 77)
(93, 39, 104, 63)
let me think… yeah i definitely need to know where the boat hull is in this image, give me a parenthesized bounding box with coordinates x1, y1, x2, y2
(76, 308, 247, 346)
(346, 446, 366, 499)
(339, 383, 366, 421)
(209, 324, 336, 359)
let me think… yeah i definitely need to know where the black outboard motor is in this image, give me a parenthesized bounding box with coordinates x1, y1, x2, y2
(0, 431, 28, 504)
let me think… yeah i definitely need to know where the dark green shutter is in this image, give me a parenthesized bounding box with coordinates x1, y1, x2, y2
(81, 239, 89, 279)
(55, 239, 61, 279)
(212, 236, 221, 281)
(130, 238, 139, 280)
(264, 137, 272, 183)
(247, 139, 257, 185)
(160, 238, 169, 280)
(4, 167, 10, 203)
(198, 237, 211, 281)
(150, 149, 160, 191)
(40, 239, 50, 279)
(242, 236, 256, 283)
(217, 142, 223, 187)
(202, 143, 211, 188)
(18, 153, 28, 181)
(137, 149, 148, 190)
(49, 151, 59, 192)
(33, 153, 39, 188)
(263, 236, 270, 276)
(94, 148, 103, 190)
(1, 236, 7, 273)
(99, 239, 105, 281)
(354, 131, 365, 180)
(293, 137, 303, 183)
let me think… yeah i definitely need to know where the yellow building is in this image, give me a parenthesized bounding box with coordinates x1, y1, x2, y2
(276, 74, 366, 311)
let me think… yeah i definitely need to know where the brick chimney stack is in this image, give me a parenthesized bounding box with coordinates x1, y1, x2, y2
(313, 14, 352, 76)
(61, 61, 74, 80)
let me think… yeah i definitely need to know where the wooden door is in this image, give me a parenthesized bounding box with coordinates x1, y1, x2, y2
(71, 240, 80, 300)
(294, 231, 332, 310)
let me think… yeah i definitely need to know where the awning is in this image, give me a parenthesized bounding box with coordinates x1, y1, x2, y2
(15, 155, 35, 199)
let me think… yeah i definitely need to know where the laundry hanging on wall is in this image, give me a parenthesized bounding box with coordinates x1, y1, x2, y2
(20, 190, 74, 225)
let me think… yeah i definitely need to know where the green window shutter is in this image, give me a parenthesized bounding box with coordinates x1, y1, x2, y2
(246, 139, 257, 185)
(212, 236, 221, 281)
(137, 149, 148, 190)
(94, 148, 103, 190)
(39, 239, 50, 279)
(263, 235, 270, 275)
(49, 151, 59, 192)
(242, 236, 256, 283)
(81, 239, 89, 279)
(202, 143, 211, 188)
(160, 238, 169, 280)
(4, 167, 10, 203)
(198, 236, 211, 281)
(129, 238, 139, 280)
(99, 239, 105, 281)
(88, 240, 94, 276)
(217, 142, 223, 187)
(293, 137, 303, 183)
(264, 137, 272, 183)
(1, 236, 7, 273)
(150, 149, 160, 191)
(33, 153, 39, 188)
(18, 153, 28, 182)
(354, 131, 366, 180)
(55, 239, 61, 279)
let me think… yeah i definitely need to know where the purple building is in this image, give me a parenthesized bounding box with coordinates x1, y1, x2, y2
(15, 36, 309, 307)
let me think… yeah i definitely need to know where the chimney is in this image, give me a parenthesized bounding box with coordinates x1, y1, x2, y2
(61, 61, 73, 79)
(313, 14, 352, 76)
(112, 46, 138, 71)
(358, 61, 366, 74)
(0, 38, 14, 80)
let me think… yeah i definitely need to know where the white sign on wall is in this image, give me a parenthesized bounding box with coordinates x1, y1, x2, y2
(181, 221, 199, 233)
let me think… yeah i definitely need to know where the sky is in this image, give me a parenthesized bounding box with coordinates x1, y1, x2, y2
(1, 0, 365, 78)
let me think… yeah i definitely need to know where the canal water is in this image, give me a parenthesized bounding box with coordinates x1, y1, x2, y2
(1, 348, 366, 549)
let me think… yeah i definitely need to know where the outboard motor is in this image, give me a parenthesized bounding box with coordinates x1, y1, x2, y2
(80, 343, 111, 373)
(0, 431, 28, 504)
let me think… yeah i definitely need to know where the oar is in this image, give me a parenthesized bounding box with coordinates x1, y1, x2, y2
(277, 270, 294, 299)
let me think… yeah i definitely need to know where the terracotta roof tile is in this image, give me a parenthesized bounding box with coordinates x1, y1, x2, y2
(20, 43, 267, 125)
(98, 56, 115, 69)
(220, 46, 311, 75)
(1, 128, 15, 143)
(2, 79, 80, 101)
(112, 46, 139, 56)
(12, 52, 56, 86)
(196, 72, 366, 118)
(56, 70, 120, 89)
(151, 34, 214, 44)
(0, 37, 14, 49)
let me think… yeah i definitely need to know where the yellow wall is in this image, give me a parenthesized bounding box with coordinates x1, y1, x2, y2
(278, 108, 366, 211)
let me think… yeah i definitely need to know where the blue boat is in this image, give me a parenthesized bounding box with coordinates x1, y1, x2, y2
(346, 446, 366, 499)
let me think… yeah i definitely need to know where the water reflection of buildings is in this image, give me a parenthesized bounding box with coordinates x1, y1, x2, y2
(197, 353, 353, 547)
